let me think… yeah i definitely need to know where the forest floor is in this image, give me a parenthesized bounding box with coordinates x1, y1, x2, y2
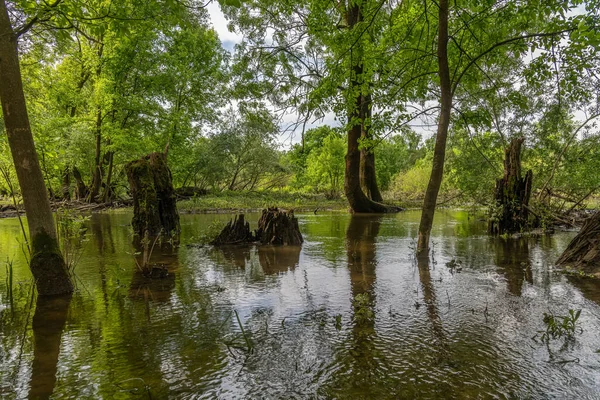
(0, 190, 418, 217)
(177, 191, 350, 213)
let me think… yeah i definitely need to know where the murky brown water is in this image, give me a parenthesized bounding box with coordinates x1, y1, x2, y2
(1, 210, 600, 399)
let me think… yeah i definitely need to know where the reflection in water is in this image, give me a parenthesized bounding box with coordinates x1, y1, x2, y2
(494, 238, 533, 296)
(210, 244, 301, 276)
(212, 245, 252, 270)
(344, 215, 381, 391)
(417, 255, 448, 363)
(1, 211, 600, 398)
(28, 294, 71, 399)
(130, 242, 178, 303)
(257, 245, 301, 275)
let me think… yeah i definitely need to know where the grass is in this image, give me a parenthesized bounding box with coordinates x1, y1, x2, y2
(177, 190, 349, 213)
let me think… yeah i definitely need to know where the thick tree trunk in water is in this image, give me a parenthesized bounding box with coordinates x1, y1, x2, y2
(556, 212, 600, 278)
(344, 5, 395, 214)
(61, 166, 71, 201)
(0, 0, 72, 295)
(488, 138, 533, 235)
(72, 166, 88, 200)
(126, 152, 179, 237)
(359, 93, 384, 202)
(417, 0, 452, 255)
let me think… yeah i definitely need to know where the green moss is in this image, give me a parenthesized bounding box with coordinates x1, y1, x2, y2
(31, 228, 61, 255)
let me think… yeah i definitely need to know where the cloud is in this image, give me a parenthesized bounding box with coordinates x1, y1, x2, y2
(207, 2, 242, 48)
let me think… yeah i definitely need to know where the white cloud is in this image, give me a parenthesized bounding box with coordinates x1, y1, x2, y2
(206, 2, 242, 47)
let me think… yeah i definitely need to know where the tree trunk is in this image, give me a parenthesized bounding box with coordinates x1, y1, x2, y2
(359, 93, 384, 202)
(88, 107, 103, 203)
(556, 212, 600, 277)
(125, 152, 179, 237)
(417, 0, 452, 255)
(488, 137, 533, 235)
(344, 4, 394, 214)
(72, 166, 88, 200)
(0, 0, 72, 295)
(102, 150, 114, 203)
(61, 166, 71, 200)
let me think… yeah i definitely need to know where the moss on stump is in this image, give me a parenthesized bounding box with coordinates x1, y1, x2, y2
(126, 152, 179, 237)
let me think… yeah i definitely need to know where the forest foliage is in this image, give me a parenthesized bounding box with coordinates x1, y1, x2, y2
(1, 0, 599, 211)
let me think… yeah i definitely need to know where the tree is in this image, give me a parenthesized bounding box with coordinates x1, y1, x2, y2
(0, 0, 73, 295)
(306, 131, 346, 197)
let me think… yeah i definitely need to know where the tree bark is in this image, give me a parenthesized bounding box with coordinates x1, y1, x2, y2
(359, 93, 384, 202)
(0, 0, 72, 295)
(556, 212, 600, 277)
(88, 106, 103, 203)
(417, 0, 452, 255)
(488, 137, 533, 235)
(61, 166, 71, 200)
(72, 166, 88, 200)
(126, 152, 179, 237)
(102, 150, 114, 203)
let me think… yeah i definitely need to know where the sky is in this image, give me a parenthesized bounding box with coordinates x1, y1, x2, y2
(205, 2, 346, 148)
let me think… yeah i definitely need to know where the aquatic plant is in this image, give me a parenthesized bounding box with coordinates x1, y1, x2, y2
(133, 230, 161, 275)
(56, 208, 89, 276)
(4, 258, 13, 308)
(334, 314, 343, 331)
(537, 309, 582, 342)
(353, 293, 374, 325)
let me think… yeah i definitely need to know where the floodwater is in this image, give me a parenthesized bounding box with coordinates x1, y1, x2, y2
(1, 210, 600, 399)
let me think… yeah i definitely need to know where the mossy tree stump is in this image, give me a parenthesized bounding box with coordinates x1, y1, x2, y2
(489, 138, 533, 235)
(126, 152, 179, 237)
(556, 212, 600, 278)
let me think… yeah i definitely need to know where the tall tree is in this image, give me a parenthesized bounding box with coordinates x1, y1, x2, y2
(0, 0, 73, 295)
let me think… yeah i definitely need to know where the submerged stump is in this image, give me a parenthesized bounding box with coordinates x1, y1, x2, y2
(211, 208, 303, 246)
(256, 208, 303, 245)
(125, 152, 179, 237)
(556, 212, 600, 278)
(489, 138, 533, 235)
(210, 214, 254, 245)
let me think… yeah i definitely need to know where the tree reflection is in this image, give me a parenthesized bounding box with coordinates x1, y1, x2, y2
(257, 245, 301, 275)
(28, 294, 72, 399)
(417, 254, 448, 363)
(130, 241, 178, 303)
(494, 238, 533, 296)
(345, 215, 381, 385)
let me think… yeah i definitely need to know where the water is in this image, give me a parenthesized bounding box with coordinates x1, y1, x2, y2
(1, 210, 600, 399)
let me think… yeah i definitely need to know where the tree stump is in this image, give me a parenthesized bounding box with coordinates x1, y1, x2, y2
(256, 208, 303, 245)
(210, 214, 254, 245)
(556, 212, 600, 277)
(211, 208, 303, 246)
(125, 152, 179, 237)
(488, 138, 533, 235)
